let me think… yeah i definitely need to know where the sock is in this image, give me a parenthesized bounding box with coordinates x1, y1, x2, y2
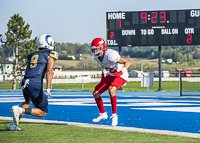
(18, 107, 23, 115)
(95, 96, 105, 113)
(110, 96, 117, 114)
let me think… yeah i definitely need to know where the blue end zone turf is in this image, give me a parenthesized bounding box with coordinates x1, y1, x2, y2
(1, 90, 200, 137)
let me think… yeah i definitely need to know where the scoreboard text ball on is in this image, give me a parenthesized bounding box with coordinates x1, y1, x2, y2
(106, 9, 200, 46)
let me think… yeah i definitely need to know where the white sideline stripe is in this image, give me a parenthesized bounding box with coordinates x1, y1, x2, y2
(0, 95, 23, 97)
(49, 102, 199, 106)
(1, 97, 200, 107)
(0, 95, 92, 97)
(52, 95, 93, 97)
(125, 103, 199, 106)
(2, 96, 200, 104)
(131, 107, 200, 113)
(0, 116, 199, 138)
(0, 100, 24, 103)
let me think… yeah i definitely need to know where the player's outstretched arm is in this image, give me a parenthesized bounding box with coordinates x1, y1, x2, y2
(46, 57, 55, 97)
(117, 57, 131, 70)
(46, 57, 55, 88)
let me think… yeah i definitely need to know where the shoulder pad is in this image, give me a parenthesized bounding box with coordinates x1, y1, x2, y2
(49, 51, 58, 60)
(108, 50, 120, 62)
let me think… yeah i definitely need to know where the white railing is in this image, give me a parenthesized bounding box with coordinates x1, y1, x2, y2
(48, 78, 101, 84)
(43, 77, 200, 84)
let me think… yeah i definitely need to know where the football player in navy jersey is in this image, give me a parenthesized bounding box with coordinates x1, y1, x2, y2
(8, 34, 58, 131)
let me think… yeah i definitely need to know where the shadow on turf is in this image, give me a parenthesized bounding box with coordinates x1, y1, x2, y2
(0, 129, 11, 131)
(0, 121, 63, 132)
(0, 122, 11, 124)
(0, 121, 11, 131)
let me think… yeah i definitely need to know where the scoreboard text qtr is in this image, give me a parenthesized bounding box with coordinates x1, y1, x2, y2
(106, 9, 200, 47)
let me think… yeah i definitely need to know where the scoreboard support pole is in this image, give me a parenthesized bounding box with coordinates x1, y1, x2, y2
(119, 46, 122, 56)
(158, 46, 163, 91)
(118, 46, 123, 91)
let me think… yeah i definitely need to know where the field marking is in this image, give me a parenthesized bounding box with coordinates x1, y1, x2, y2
(0, 116, 199, 138)
(49, 102, 199, 106)
(0, 95, 23, 97)
(1, 97, 200, 108)
(0, 95, 92, 97)
(1, 95, 200, 137)
(131, 107, 200, 113)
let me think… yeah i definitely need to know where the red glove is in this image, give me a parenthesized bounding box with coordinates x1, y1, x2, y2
(113, 71, 123, 77)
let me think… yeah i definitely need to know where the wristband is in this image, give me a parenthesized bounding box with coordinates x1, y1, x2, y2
(121, 67, 127, 73)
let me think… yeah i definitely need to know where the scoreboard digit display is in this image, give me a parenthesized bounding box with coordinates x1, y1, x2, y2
(106, 9, 200, 47)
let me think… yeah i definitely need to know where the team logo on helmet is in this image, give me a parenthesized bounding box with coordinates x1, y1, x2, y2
(99, 39, 104, 45)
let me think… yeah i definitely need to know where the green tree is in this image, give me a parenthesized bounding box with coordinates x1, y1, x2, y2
(74, 43, 90, 55)
(77, 57, 100, 69)
(59, 51, 68, 60)
(68, 49, 74, 55)
(186, 53, 193, 62)
(176, 52, 185, 64)
(18, 37, 37, 72)
(2, 13, 32, 89)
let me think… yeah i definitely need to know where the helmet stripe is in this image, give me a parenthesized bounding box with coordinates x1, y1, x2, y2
(45, 35, 51, 45)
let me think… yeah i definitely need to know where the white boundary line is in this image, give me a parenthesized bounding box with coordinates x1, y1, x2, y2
(1, 116, 200, 138)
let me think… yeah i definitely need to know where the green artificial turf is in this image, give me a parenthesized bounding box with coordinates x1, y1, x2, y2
(0, 120, 200, 143)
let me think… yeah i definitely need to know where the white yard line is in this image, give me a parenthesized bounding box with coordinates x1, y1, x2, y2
(131, 107, 200, 113)
(1, 116, 200, 138)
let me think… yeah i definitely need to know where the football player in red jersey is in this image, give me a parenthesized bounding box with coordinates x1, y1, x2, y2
(91, 38, 131, 126)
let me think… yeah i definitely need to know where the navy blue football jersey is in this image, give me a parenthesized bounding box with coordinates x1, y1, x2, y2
(24, 49, 58, 82)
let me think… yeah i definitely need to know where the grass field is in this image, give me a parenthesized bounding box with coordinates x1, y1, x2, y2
(55, 60, 80, 68)
(51, 81, 182, 91)
(49, 81, 200, 92)
(1, 81, 199, 92)
(0, 120, 200, 143)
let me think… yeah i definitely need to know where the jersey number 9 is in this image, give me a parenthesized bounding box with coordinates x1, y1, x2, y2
(30, 55, 39, 68)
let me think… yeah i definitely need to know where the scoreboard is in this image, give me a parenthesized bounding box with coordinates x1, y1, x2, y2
(106, 9, 200, 47)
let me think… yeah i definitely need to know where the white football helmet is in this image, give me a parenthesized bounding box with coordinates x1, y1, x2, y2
(37, 34, 55, 50)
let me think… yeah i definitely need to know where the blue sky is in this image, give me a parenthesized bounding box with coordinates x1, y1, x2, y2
(1, 0, 200, 44)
